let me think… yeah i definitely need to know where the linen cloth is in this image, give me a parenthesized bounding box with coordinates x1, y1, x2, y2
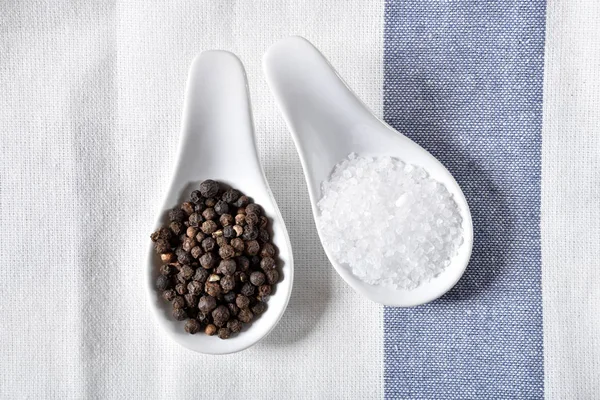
(0, 0, 598, 399)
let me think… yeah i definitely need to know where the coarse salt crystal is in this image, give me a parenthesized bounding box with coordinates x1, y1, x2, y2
(317, 153, 463, 290)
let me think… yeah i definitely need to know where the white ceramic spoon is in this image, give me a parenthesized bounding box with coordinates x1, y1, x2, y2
(263, 36, 472, 307)
(147, 51, 294, 354)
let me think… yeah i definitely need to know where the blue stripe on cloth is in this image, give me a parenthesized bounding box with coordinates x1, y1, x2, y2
(383, 1, 546, 399)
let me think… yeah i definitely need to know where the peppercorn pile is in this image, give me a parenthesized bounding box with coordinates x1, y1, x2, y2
(151, 179, 279, 339)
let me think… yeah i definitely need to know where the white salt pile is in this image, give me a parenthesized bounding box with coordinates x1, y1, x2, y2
(317, 153, 463, 290)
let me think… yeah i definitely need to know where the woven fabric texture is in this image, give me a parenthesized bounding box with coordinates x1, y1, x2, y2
(0, 1, 384, 398)
(541, 0, 600, 398)
(2, 0, 600, 399)
(383, 1, 545, 398)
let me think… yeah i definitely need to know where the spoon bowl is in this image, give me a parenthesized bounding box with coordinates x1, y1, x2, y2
(147, 51, 294, 353)
(263, 36, 472, 307)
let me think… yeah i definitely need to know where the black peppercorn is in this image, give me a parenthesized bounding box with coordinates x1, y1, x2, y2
(236, 256, 250, 272)
(172, 308, 187, 321)
(234, 214, 246, 226)
(162, 289, 176, 302)
(190, 246, 202, 259)
(259, 216, 268, 229)
(238, 308, 254, 323)
(233, 195, 250, 208)
(205, 324, 217, 336)
(205, 198, 216, 207)
(245, 240, 260, 256)
(217, 327, 231, 339)
(184, 319, 202, 334)
(195, 231, 206, 243)
(246, 203, 261, 216)
(190, 190, 204, 204)
(219, 213, 234, 227)
(220, 275, 235, 293)
(212, 305, 230, 327)
(172, 296, 185, 309)
(175, 282, 187, 295)
(160, 264, 176, 276)
(199, 179, 220, 198)
(215, 236, 229, 248)
(188, 213, 202, 227)
(222, 189, 240, 203)
(176, 272, 187, 284)
(201, 220, 218, 234)
(152, 228, 166, 242)
(227, 319, 243, 333)
(182, 237, 196, 252)
(201, 237, 216, 252)
(223, 291, 236, 303)
(265, 269, 279, 285)
(170, 221, 184, 235)
(258, 229, 269, 243)
(198, 295, 217, 314)
(260, 257, 276, 271)
(155, 275, 171, 291)
(152, 180, 281, 337)
(184, 293, 198, 308)
(250, 271, 266, 287)
(252, 301, 267, 315)
(205, 281, 222, 298)
(217, 259, 237, 275)
(177, 252, 193, 265)
(229, 238, 244, 253)
(175, 247, 186, 258)
(181, 202, 195, 216)
(199, 252, 217, 269)
(214, 200, 229, 216)
(159, 227, 173, 240)
(193, 268, 209, 283)
(202, 207, 216, 221)
(186, 226, 198, 238)
(160, 252, 176, 264)
(260, 243, 277, 258)
(258, 284, 272, 300)
(187, 280, 203, 296)
(242, 225, 258, 241)
(219, 244, 235, 260)
(169, 207, 186, 222)
(154, 239, 171, 254)
(227, 302, 240, 316)
(223, 225, 235, 239)
(180, 265, 195, 280)
(245, 213, 259, 227)
(240, 282, 255, 297)
(236, 295, 250, 309)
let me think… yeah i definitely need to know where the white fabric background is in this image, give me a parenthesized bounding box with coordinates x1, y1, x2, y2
(542, 0, 600, 398)
(2, 0, 600, 399)
(0, 1, 384, 398)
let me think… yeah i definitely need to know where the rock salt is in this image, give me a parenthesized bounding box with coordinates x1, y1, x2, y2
(317, 153, 464, 290)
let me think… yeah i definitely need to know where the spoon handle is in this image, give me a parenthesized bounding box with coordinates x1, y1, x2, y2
(263, 36, 383, 199)
(175, 51, 259, 184)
